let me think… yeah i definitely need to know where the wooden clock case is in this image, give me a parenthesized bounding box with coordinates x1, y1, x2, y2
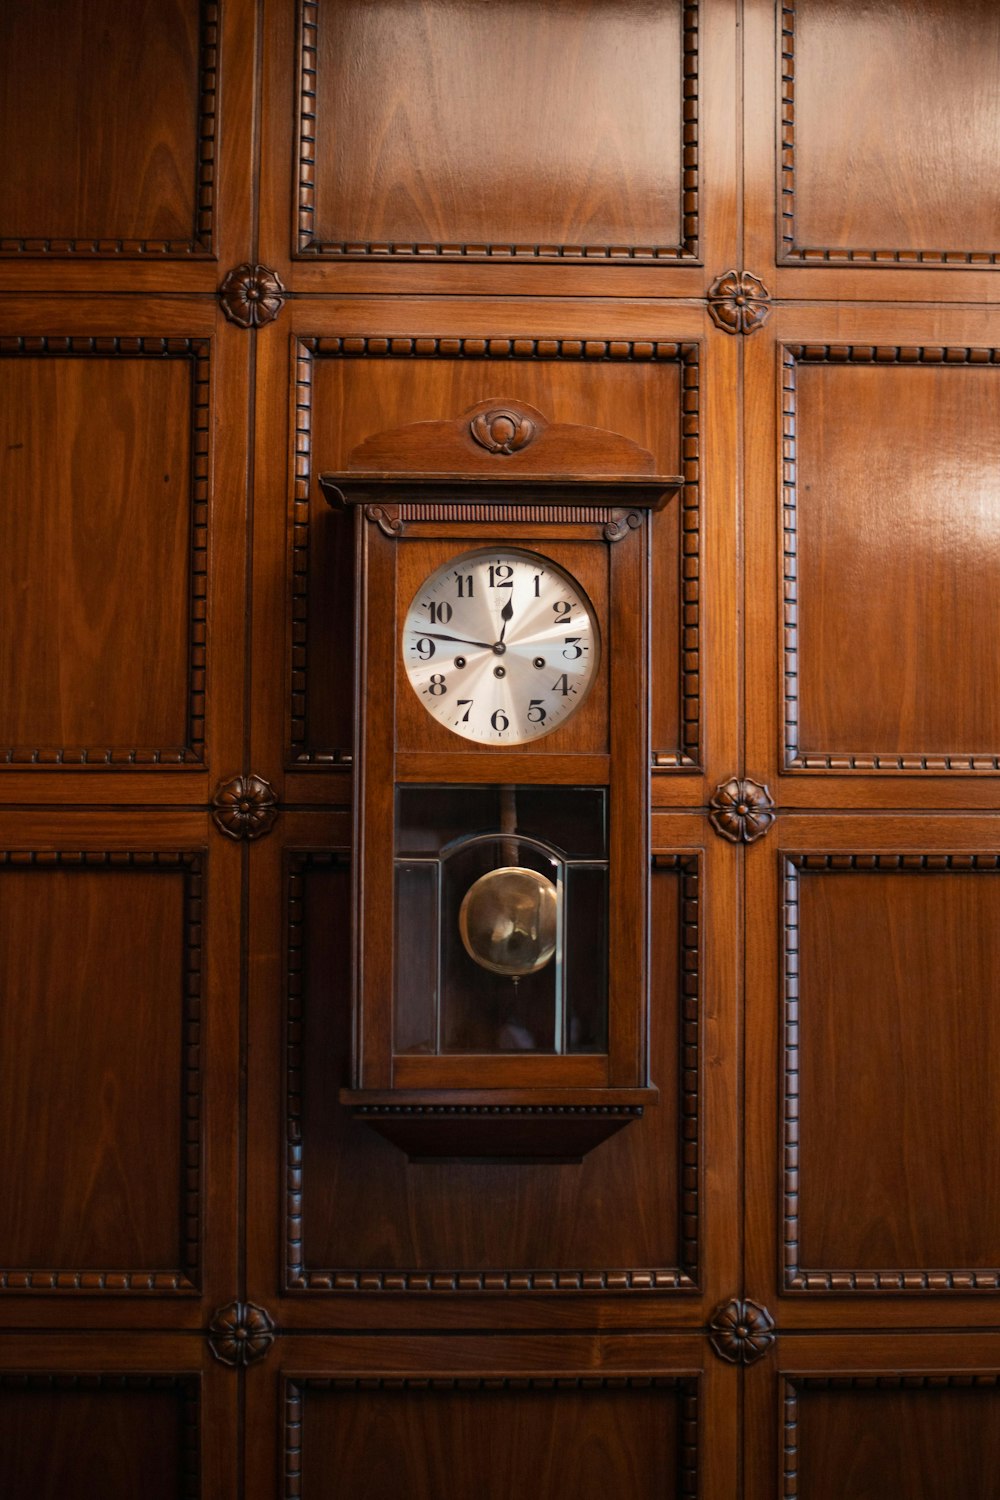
(320, 399, 682, 1161)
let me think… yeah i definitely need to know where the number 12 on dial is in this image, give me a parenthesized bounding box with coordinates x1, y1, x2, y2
(401, 548, 600, 744)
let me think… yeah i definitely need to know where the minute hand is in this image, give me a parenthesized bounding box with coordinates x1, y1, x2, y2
(417, 630, 495, 650)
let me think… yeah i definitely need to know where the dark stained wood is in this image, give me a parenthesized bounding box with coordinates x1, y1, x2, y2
(0, 861, 192, 1277)
(0, 0, 207, 257)
(290, 1378, 690, 1500)
(778, 0, 1000, 267)
(5, 0, 998, 1493)
(0, 349, 199, 761)
(787, 353, 1000, 767)
(0, 1376, 198, 1500)
(793, 860, 1000, 1279)
(300, 0, 689, 262)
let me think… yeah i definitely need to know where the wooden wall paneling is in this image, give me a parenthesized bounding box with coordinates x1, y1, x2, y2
(743, 0, 1000, 303)
(745, 812, 1000, 1332)
(245, 1333, 736, 1500)
(246, 810, 736, 1332)
(745, 1332, 1000, 1500)
(744, 305, 1000, 811)
(257, 0, 738, 302)
(0, 809, 240, 1332)
(0, 0, 256, 297)
(0, 1332, 237, 1500)
(0, 298, 250, 807)
(251, 298, 732, 812)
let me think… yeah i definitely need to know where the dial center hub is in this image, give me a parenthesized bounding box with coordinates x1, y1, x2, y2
(492, 641, 507, 655)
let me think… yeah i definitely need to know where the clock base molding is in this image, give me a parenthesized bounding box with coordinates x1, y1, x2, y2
(341, 1087, 658, 1162)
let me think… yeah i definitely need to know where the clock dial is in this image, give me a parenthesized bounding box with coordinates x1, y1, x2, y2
(402, 548, 600, 743)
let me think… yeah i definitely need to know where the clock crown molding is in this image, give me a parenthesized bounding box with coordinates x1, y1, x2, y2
(707, 270, 771, 335)
(323, 398, 667, 481)
(218, 263, 286, 328)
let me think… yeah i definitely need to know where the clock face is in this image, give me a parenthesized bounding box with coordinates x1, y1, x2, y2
(401, 548, 600, 743)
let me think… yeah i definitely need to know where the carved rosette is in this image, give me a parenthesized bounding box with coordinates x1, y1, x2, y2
(219, 263, 286, 328)
(208, 1301, 276, 1367)
(709, 778, 775, 844)
(211, 774, 279, 841)
(470, 407, 536, 454)
(709, 1298, 776, 1365)
(707, 270, 770, 335)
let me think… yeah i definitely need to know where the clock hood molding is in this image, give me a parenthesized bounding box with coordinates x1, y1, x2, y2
(330, 398, 659, 479)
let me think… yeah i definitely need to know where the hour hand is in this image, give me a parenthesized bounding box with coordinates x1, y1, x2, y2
(498, 598, 514, 646)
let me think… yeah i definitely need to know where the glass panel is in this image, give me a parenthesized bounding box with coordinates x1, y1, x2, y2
(394, 859, 439, 1053)
(394, 786, 608, 1057)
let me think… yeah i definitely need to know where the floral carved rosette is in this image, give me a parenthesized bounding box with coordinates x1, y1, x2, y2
(218, 263, 286, 328)
(208, 1301, 276, 1367)
(709, 1298, 776, 1365)
(211, 774, 279, 841)
(709, 778, 775, 844)
(707, 270, 771, 335)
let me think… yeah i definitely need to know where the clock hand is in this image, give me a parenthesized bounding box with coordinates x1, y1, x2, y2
(417, 630, 495, 650)
(497, 597, 514, 647)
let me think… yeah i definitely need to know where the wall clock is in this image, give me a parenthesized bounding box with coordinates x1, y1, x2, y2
(320, 399, 681, 1160)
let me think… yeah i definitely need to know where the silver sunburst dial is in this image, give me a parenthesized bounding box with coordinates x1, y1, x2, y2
(401, 548, 599, 744)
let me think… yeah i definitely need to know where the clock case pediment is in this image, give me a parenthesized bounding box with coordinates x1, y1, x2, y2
(319, 400, 682, 1162)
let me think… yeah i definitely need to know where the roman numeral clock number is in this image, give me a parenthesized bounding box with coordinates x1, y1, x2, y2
(401, 548, 599, 744)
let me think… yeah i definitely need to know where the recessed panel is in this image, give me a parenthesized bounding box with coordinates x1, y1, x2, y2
(286, 1377, 695, 1500)
(785, 1378, 1000, 1499)
(0, 345, 208, 764)
(286, 857, 697, 1289)
(299, 0, 692, 259)
(0, 1375, 199, 1500)
(291, 342, 694, 769)
(785, 858, 1000, 1286)
(781, 0, 1000, 265)
(0, 857, 201, 1287)
(0, 0, 213, 255)
(784, 351, 1000, 769)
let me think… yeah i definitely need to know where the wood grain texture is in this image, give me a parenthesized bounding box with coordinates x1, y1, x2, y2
(0, 1375, 199, 1500)
(784, 349, 1000, 769)
(0, 344, 208, 764)
(0, 0, 213, 256)
(298, 0, 692, 260)
(781, 0, 1000, 265)
(285, 857, 696, 1289)
(787, 858, 1000, 1283)
(785, 1378, 1000, 1500)
(285, 1377, 695, 1500)
(0, 858, 201, 1287)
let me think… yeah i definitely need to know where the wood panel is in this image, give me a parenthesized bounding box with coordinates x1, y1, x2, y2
(0, 1333, 236, 1500)
(746, 814, 1000, 1330)
(0, 0, 214, 258)
(290, 854, 693, 1285)
(745, 1333, 1000, 1500)
(296, 0, 693, 264)
(786, 855, 1000, 1287)
(0, 341, 207, 765)
(285, 1377, 696, 1500)
(783, 348, 1000, 771)
(245, 1333, 737, 1500)
(777, 0, 1000, 270)
(0, 854, 202, 1290)
(745, 305, 1000, 809)
(0, 1374, 200, 1500)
